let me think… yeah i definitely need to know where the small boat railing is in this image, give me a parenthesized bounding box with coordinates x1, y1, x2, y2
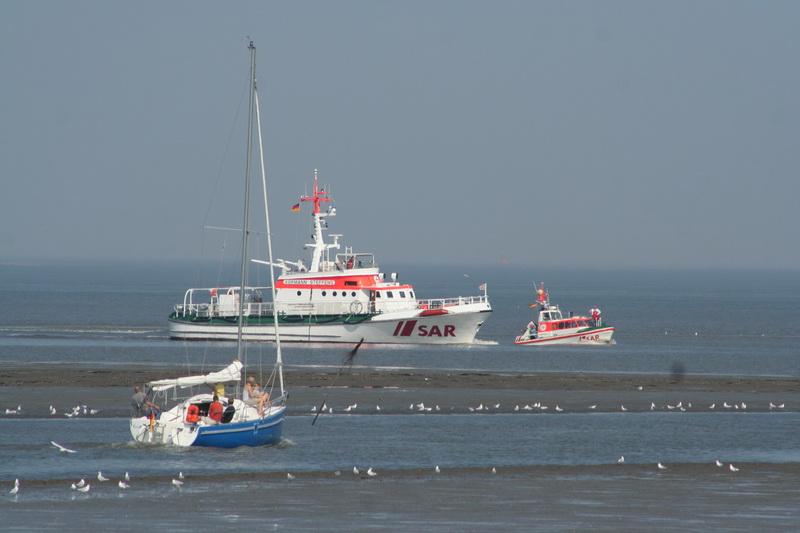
(417, 294, 489, 310)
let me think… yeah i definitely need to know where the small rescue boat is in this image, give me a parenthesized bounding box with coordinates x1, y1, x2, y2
(514, 283, 615, 346)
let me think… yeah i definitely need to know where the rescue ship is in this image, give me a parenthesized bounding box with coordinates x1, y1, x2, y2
(514, 283, 614, 345)
(169, 170, 492, 344)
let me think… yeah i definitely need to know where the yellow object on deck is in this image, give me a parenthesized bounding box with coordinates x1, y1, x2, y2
(214, 383, 225, 397)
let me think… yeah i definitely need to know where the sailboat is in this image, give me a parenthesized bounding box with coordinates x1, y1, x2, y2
(130, 41, 286, 447)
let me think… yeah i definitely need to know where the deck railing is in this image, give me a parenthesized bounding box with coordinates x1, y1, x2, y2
(416, 294, 489, 309)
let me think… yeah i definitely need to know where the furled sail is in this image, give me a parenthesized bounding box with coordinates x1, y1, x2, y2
(148, 360, 243, 392)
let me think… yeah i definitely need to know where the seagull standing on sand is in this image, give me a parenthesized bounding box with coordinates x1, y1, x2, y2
(97, 471, 109, 482)
(729, 464, 739, 472)
(650, 402, 656, 411)
(435, 465, 440, 474)
(124, 472, 130, 482)
(77, 484, 90, 493)
(588, 405, 597, 410)
(353, 466, 359, 475)
(9, 479, 19, 495)
(366, 468, 377, 477)
(617, 456, 625, 464)
(709, 403, 716, 410)
(75, 479, 86, 488)
(620, 405, 627, 412)
(491, 467, 497, 474)
(555, 405, 563, 412)
(286, 473, 295, 481)
(172, 478, 184, 487)
(51, 441, 77, 453)
(178, 472, 184, 480)
(118, 480, 129, 489)
(49, 405, 57, 416)
(657, 462, 667, 471)
(715, 460, 723, 467)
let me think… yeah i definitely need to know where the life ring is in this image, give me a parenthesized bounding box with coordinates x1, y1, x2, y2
(185, 404, 200, 423)
(349, 300, 363, 314)
(539, 324, 546, 332)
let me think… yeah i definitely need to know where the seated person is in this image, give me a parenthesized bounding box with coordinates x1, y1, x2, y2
(204, 394, 224, 424)
(244, 376, 270, 416)
(221, 397, 236, 423)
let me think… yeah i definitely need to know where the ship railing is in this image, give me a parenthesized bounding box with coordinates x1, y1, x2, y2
(174, 300, 376, 318)
(174, 302, 276, 318)
(417, 295, 490, 310)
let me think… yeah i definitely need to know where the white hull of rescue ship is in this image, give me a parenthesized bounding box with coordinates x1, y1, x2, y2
(169, 170, 491, 345)
(514, 326, 615, 346)
(169, 307, 488, 344)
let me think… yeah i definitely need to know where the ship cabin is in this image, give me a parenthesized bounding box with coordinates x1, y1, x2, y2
(537, 306, 592, 334)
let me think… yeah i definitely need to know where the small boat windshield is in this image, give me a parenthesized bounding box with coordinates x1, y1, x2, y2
(541, 310, 563, 321)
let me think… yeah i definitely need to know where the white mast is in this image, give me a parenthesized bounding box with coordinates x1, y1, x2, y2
(253, 62, 284, 396)
(236, 41, 257, 366)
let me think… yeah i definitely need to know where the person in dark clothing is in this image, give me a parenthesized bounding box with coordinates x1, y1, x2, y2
(221, 397, 236, 423)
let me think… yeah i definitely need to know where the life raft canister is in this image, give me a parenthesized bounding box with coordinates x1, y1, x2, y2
(186, 404, 200, 423)
(539, 324, 547, 332)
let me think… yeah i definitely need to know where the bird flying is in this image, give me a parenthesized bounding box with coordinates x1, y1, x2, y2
(51, 441, 77, 453)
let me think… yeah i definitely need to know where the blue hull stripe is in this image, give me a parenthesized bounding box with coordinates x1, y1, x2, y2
(193, 411, 285, 448)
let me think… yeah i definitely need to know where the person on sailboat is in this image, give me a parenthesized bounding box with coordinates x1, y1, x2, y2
(244, 376, 269, 416)
(131, 385, 160, 418)
(207, 395, 224, 424)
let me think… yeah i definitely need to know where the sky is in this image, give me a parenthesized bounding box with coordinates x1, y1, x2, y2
(1, 1, 799, 269)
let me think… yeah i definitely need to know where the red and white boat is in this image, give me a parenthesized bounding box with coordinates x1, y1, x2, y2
(514, 283, 614, 345)
(169, 170, 492, 344)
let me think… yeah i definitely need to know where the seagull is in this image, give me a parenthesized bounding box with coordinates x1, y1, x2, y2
(328, 407, 333, 414)
(729, 464, 739, 472)
(679, 407, 686, 412)
(4, 408, 18, 415)
(97, 471, 109, 482)
(540, 405, 549, 411)
(409, 404, 413, 410)
(435, 465, 440, 474)
(77, 484, 90, 493)
(124, 472, 130, 482)
(741, 402, 747, 409)
(468, 407, 475, 412)
(118, 480, 129, 489)
(657, 462, 667, 470)
(523, 405, 532, 411)
(769, 402, 776, 410)
(555, 405, 563, 412)
(172, 478, 184, 487)
(334, 471, 341, 476)
(344, 405, 352, 413)
(366, 468, 377, 477)
(416, 402, 425, 410)
(76, 479, 86, 488)
(778, 403, 785, 409)
(310, 406, 317, 412)
(620, 405, 627, 412)
(650, 402, 656, 411)
(514, 405, 520, 412)
(715, 460, 723, 467)
(667, 404, 675, 410)
(491, 467, 497, 474)
(435, 405, 441, 411)
(49, 405, 57, 416)
(352, 466, 359, 475)
(376, 405, 381, 412)
(494, 404, 500, 409)
(51, 441, 77, 453)
(617, 456, 625, 464)
(9, 479, 19, 495)
(676, 402, 682, 408)
(89, 409, 99, 415)
(637, 386, 643, 391)
(178, 472, 184, 480)
(285, 473, 295, 481)
(723, 402, 731, 409)
(476, 404, 484, 411)
(588, 405, 597, 410)
(709, 403, 716, 409)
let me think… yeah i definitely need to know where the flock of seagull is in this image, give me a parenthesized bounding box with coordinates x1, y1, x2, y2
(616, 455, 741, 473)
(2, 404, 100, 417)
(309, 400, 788, 415)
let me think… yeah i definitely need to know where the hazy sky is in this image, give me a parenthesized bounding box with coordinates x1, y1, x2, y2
(2, 1, 799, 269)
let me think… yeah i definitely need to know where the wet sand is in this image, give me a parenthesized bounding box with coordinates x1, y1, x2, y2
(1, 365, 796, 418)
(3, 464, 799, 531)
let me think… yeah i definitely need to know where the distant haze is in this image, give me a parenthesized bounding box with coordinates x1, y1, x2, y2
(1, 1, 798, 269)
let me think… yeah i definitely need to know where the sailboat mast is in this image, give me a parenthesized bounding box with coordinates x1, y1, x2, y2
(236, 41, 257, 364)
(254, 80, 285, 396)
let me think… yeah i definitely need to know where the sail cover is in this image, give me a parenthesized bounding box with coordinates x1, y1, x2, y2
(148, 360, 243, 392)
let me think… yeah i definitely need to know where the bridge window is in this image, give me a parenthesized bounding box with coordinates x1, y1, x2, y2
(376, 292, 381, 298)
(399, 291, 406, 298)
(409, 291, 414, 298)
(387, 291, 394, 298)
(345, 281, 357, 287)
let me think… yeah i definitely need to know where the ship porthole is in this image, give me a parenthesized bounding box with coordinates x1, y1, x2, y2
(322, 291, 327, 296)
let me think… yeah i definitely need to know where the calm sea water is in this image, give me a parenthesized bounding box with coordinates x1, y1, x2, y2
(0, 263, 798, 377)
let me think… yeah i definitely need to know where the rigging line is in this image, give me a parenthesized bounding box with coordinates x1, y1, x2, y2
(194, 67, 251, 290)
